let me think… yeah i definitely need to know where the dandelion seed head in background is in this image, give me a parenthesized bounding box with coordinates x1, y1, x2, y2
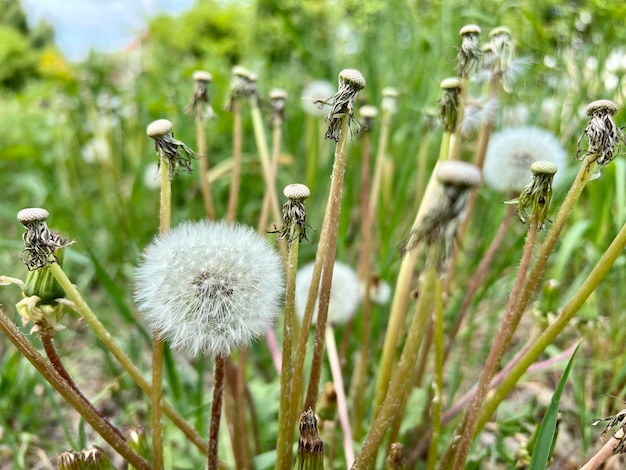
(483, 126, 567, 194)
(301, 80, 335, 118)
(295, 261, 361, 326)
(135, 220, 284, 358)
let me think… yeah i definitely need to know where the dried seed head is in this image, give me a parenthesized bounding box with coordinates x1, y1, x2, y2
(146, 119, 173, 138)
(359, 105, 378, 119)
(339, 68, 366, 90)
(489, 25, 511, 38)
(272, 184, 312, 246)
(531, 161, 558, 175)
(270, 88, 288, 100)
(283, 183, 311, 200)
(381, 87, 399, 117)
(325, 68, 366, 141)
(147, 119, 197, 180)
(510, 160, 558, 227)
(586, 99, 618, 117)
(489, 26, 514, 76)
(459, 24, 481, 36)
(436, 160, 482, 188)
(295, 407, 324, 467)
(192, 70, 212, 82)
(17, 208, 50, 226)
(577, 99, 625, 167)
(440, 77, 462, 90)
(382, 87, 399, 98)
(232, 65, 250, 78)
(439, 78, 463, 132)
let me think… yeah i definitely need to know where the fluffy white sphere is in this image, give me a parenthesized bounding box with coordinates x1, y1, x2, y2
(135, 220, 284, 357)
(295, 261, 361, 325)
(483, 126, 567, 194)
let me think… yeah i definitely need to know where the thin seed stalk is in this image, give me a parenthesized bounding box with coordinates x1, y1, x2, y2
(207, 355, 226, 470)
(196, 111, 216, 219)
(152, 157, 172, 470)
(226, 100, 243, 224)
(450, 219, 540, 470)
(258, 114, 283, 232)
(426, 277, 444, 470)
(48, 263, 207, 455)
(276, 231, 301, 469)
(304, 116, 351, 410)
(0, 309, 151, 470)
(249, 97, 282, 228)
(372, 130, 451, 417)
(351, 265, 438, 469)
(476, 220, 626, 436)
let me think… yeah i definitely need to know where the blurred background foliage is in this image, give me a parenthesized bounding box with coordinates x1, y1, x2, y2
(0, 0, 625, 467)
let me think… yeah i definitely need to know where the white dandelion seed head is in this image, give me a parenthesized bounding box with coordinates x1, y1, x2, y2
(295, 261, 361, 326)
(135, 220, 284, 358)
(361, 278, 392, 305)
(483, 126, 567, 194)
(301, 80, 335, 117)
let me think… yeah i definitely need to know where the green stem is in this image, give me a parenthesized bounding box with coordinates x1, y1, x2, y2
(258, 116, 283, 232)
(226, 100, 242, 224)
(450, 220, 540, 470)
(476, 220, 626, 434)
(196, 111, 216, 220)
(304, 115, 350, 410)
(351, 265, 437, 469)
(276, 233, 301, 469)
(0, 308, 150, 470)
(372, 130, 451, 417)
(426, 278, 444, 470)
(48, 263, 207, 455)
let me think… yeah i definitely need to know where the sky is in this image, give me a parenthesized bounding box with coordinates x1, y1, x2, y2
(21, 0, 195, 61)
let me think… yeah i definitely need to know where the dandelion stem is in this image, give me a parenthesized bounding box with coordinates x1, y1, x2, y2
(208, 355, 226, 470)
(39, 327, 125, 441)
(373, 128, 451, 418)
(276, 228, 301, 469)
(196, 110, 216, 219)
(304, 115, 350, 410)
(426, 278, 444, 470)
(449, 218, 540, 470)
(0, 308, 151, 470)
(475, 220, 626, 440)
(258, 106, 283, 233)
(580, 428, 625, 469)
(249, 97, 282, 229)
(325, 325, 355, 466)
(351, 265, 437, 469)
(48, 263, 208, 455)
(226, 100, 243, 224)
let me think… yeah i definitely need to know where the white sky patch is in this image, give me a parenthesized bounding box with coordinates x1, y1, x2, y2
(21, 0, 194, 61)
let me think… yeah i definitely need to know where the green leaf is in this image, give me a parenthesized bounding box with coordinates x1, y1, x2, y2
(529, 341, 580, 470)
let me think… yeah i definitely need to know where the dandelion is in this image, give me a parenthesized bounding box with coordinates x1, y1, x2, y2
(507, 161, 558, 227)
(185, 70, 214, 119)
(457, 24, 482, 78)
(295, 261, 361, 326)
(134, 220, 284, 358)
(324, 69, 366, 142)
(301, 80, 335, 117)
(438, 77, 462, 133)
(17, 208, 72, 271)
(483, 126, 567, 194)
(381, 87, 399, 119)
(269, 88, 288, 124)
(271, 183, 311, 247)
(576, 99, 625, 168)
(224, 65, 255, 112)
(146, 119, 197, 181)
(359, 105, 378, 131)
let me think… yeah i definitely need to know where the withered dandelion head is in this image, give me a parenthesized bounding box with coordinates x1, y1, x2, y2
(358, 105, 378, 130)
(17, 208, 72, 271)
(269, 88, 288, 123)
(185, 70, 214, 119)
(457, 24, 482, 78)
(381, 87, 399, 117)
(509, 161, 558, 227)
(225, 65, 256, 111)
(576, 99, 625, 168)
(401, 161, 481, 270)
(271, 183, 311, 246)
(439, 77, 462, 132)
(146, 119, 197, 181)
(135, 220, 284, 358)
(324, 68, 366, 142)
(489, 26, 514, 76)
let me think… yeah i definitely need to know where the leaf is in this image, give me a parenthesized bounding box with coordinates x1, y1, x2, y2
(528, 341, 580, 470)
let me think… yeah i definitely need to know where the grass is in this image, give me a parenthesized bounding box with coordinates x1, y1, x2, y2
(1, 0, 626, 468)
